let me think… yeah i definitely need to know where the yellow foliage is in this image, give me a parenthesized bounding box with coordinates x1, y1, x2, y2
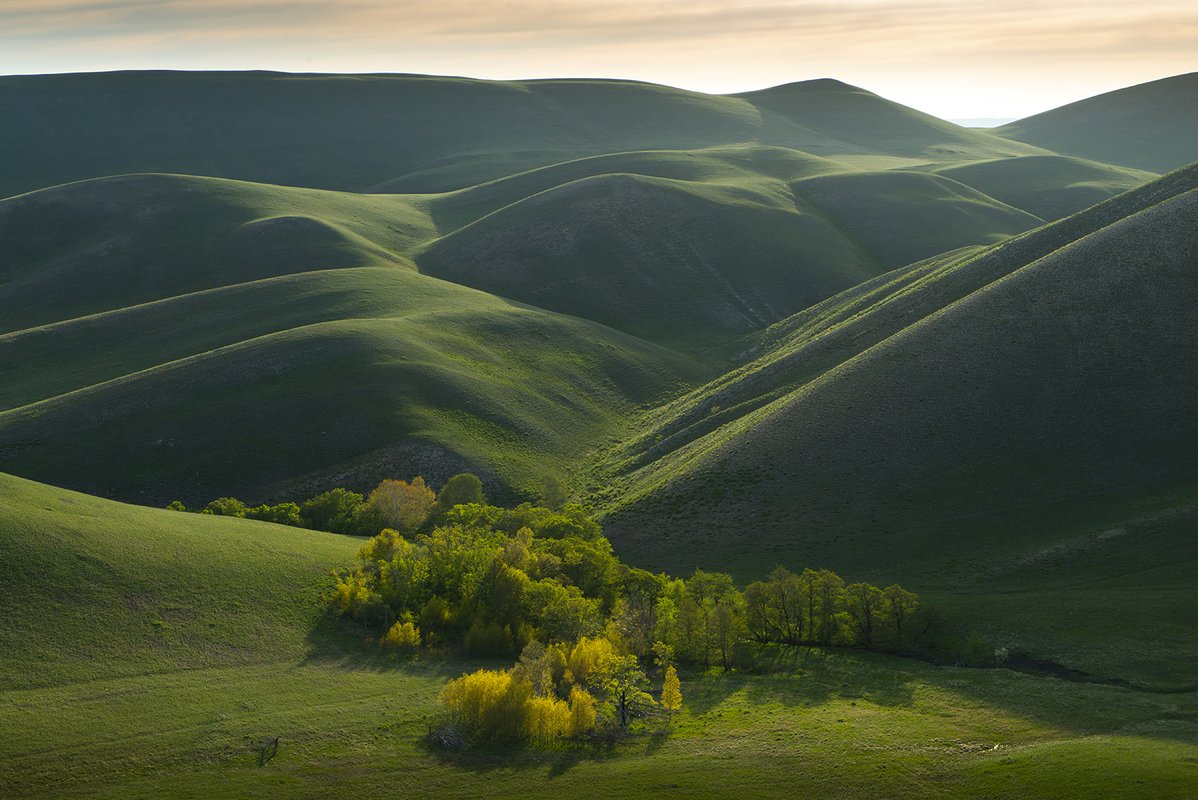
(661, 665, 682, 712)
(380, 621, 421, 650)
(567, 636, 615, 688)
(568, 685, 597, 736)
(524, 696, 571, 745)
(330, 569, 371, 616)
(357, 528, 405, 564)
(438, 669, 532, 740)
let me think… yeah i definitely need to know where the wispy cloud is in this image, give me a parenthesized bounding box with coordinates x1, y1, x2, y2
(2, 0, 1195, 117)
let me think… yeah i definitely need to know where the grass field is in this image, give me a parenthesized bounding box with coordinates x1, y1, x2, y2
(2, 473, 1195, 799)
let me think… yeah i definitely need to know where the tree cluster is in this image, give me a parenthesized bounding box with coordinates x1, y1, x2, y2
(166, 473, 487, 537)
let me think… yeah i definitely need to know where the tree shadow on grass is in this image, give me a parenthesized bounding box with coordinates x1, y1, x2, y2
(419, 732, 623, 778)
(680, 647, 917, 719)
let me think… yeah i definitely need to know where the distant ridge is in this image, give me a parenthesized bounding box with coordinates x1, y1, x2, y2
(0, 70, 1042, 198)
(998, 72, 1198, 172)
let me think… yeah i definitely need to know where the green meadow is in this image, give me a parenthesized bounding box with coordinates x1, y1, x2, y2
(2, 474, 1196, 799)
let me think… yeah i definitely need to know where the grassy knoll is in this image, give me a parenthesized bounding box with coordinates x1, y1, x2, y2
(1, 473, 1195, 799)
(997, 72, 1198, 173)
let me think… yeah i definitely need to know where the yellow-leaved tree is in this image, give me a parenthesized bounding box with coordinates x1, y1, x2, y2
(380, 620, 421, 651)
(661, 665, 682, 713)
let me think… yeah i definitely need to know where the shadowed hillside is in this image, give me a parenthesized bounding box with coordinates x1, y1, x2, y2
(592, 165, 1198, 686)
(0, 174, 699, 504)
(997, 73, 1198, 173)
(0, 71, 1045, 199)
(419, 150, 1041, 343)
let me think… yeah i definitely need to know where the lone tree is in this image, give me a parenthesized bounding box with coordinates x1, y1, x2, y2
(596, 655, 653, 727)
(661, 665, 682, 714)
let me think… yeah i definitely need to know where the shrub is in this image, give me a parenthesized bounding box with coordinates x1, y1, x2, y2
(380, 621, 421, 651)
(437, 473, 486, 511)
(524, 696, 571, 745)
(201, 497, 248, 517)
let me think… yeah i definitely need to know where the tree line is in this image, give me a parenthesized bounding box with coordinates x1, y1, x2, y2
(324, 474, 928, 744)
(167, 473, 492, 537)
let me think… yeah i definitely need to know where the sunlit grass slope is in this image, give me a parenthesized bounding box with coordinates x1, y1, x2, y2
(1, 472, 1195, 799)
(997, 72, 1198, 173)
(0, 471, 357, 689)
(0, 71, 1046, 199)
(593, 165, 1198, 687)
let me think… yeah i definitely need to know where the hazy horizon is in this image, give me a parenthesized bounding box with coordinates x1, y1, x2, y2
(3, 1, 1195, 120)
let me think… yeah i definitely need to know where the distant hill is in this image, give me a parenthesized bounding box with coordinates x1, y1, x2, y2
(929, 155, 1157, 221)
(0, 71, 1045, 199)
(593, 164, 1198, 687)
(997, 73, 1198, 172)
(419, 147, 1040, 344)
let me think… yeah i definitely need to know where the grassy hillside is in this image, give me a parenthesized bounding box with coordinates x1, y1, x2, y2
(0, 173, 436, 334)
(592, 165, 1198, 687)
(0, 71, 1046, 199)
(0, 156, 1049, 504)
(3, 472, 1196, 799)
(740, 78, 1045, 166)
(419, 149, 1042, 344)
(928, 155, 1157, 221)
(0, 173, 700, 504)
(997, 73, 1198, 172)
(0, 471, 357, 689)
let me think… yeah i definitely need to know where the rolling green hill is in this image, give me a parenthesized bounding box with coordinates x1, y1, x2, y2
(997, 73, 1198, 173)
(0, 71, 1045, 200)
(592, 164, 1198, 687)
(419, 149, 1041, 344)
(927, 155, 1157, 221)
(0, 155, 1049, 504)
(0, 174, 700, 505)
(0, 471, 357, 690)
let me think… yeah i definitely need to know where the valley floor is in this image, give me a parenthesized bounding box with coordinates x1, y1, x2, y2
(3, 648, 1195, 799)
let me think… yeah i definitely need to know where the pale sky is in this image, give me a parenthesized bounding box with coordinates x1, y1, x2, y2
(2, 0, 1195, 119)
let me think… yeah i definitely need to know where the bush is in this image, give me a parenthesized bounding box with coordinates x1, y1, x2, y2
(380, 621, 421, 651)
(567, 636, 615, 688)
(201, 497, 248, 517)
(437, 473, 486, 511)
(568, 685, 597, 735)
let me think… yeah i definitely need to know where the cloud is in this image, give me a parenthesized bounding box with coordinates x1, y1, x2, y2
(1, 0, 1194, 117)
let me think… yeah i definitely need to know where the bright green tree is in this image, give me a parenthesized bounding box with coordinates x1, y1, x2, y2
(437, 473, 486, 511)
